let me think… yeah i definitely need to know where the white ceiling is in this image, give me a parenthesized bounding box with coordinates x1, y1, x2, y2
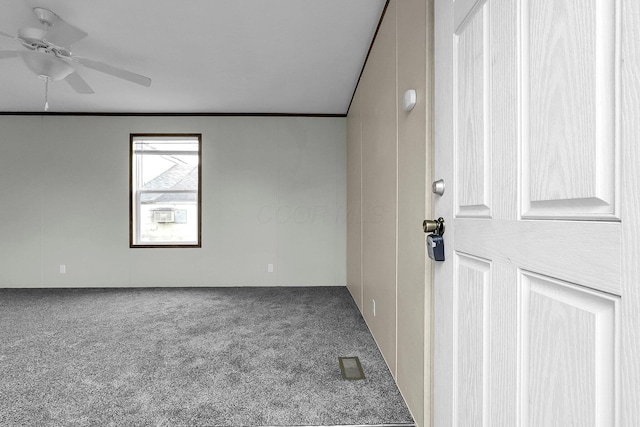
(0, 0, 386, 114)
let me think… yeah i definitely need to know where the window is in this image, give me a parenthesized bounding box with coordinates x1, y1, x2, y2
(130, 134, 201, 247)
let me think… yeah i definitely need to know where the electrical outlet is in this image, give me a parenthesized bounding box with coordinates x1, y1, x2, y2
(372, 299, 376, 317)
(267, 264, 274, 273)
(59, 264, 66, 274)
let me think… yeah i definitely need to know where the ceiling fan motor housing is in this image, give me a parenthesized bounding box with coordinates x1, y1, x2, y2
(17, 27, 47, 48)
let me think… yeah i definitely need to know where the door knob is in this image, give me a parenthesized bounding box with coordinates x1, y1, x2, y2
(423, 217, 445, 235)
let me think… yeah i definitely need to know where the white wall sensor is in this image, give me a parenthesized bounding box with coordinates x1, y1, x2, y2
(403, 89, 417, 112)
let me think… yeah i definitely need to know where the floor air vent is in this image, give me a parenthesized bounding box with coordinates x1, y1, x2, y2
(339, 356, 365, 380)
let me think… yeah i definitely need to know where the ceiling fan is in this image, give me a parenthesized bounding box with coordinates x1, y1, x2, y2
(0, 6, 151, 110)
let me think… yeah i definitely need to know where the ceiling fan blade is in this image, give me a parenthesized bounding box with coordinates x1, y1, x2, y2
(65, 71, 94, 94)
(78, 57, 151, 87)
(44, 17, 88, 48)
(0, 30, 17, 40)
(0, 50, 18, 59)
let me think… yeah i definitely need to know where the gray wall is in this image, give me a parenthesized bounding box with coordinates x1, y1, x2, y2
(0, 115, 346, 287)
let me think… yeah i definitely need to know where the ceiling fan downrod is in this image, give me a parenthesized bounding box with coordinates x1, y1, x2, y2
(40, 75, 50, 111)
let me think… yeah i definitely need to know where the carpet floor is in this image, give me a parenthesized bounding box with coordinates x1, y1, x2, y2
(0, 286, 414, 426)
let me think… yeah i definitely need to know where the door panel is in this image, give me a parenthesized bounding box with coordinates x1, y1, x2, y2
(521, 272, 618, 427)
(434, 0, 631, 425)
(522, 0, 618, 220)
(454, 254, 491, 426)
(455, 5, 491, 218)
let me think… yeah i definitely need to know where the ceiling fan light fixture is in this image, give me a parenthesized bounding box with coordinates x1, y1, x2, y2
(19, 50, 73, 81)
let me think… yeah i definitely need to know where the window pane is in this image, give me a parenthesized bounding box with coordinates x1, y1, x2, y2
(131, 134, 201, 247)
(139, 155, 198, 192)
(133, 137, 199, 153)
(137, 203, 199, 244)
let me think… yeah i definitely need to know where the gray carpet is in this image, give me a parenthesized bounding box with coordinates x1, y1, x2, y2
(0, 286, 414, 426)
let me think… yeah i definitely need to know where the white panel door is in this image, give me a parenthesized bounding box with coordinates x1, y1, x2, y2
(433, 0, 640, 425)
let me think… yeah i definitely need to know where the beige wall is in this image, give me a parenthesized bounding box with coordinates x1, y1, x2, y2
(346, 1, 433, 426)
(361, 0, 399, 373)
(346, 90, 363, 311)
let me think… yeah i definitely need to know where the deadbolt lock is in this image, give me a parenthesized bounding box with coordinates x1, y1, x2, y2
(423, 217, 445, 236)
